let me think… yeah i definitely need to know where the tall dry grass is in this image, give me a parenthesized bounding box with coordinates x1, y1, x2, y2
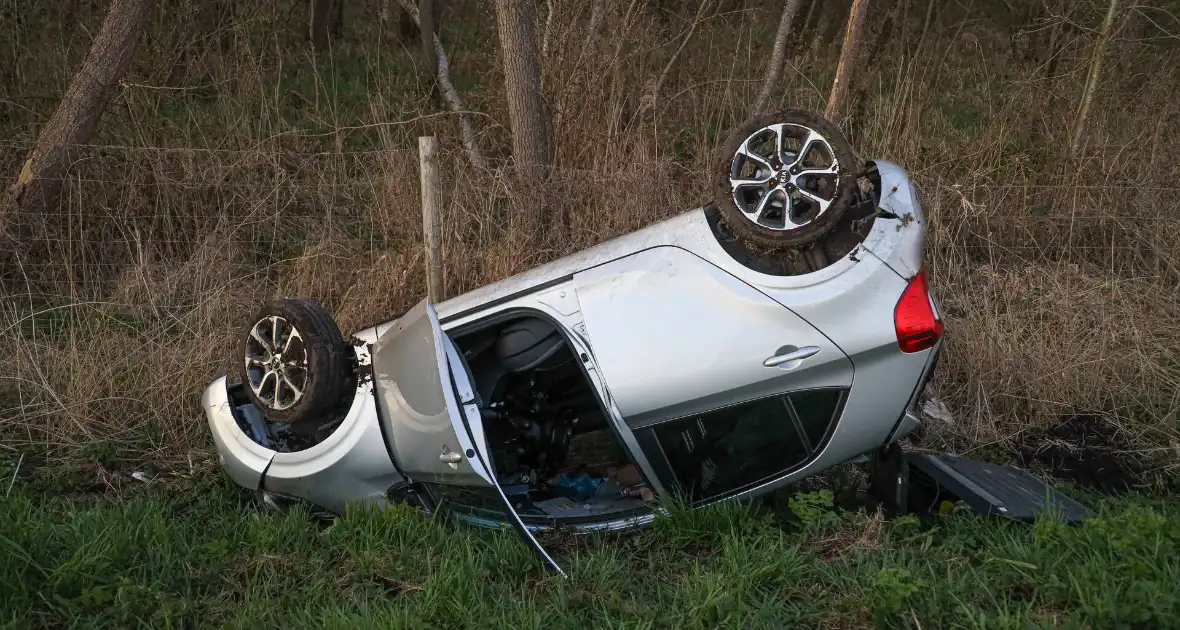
(1, 0, 1178, 472)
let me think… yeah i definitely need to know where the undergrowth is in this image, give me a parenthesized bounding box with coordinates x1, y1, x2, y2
(1, 473, 1178, 629)
(1, 4, 1178, 485)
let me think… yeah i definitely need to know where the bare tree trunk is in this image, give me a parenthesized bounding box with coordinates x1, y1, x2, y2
(574, 0, 606, 70)
(818, 0, 852, 48)
(331, 0, 345, 40)
(2, 0, 150, 231)
(419, 0, 437, 76)
(824, 0, 870, 121)
(1042, 0, 1065, 81)
(863, 0, 897, 66)
(792, 0, 821, 52)
(494, 0, 552, 184)
(917, 0, 937, 47)
(1070, 0, 1119, 158)
(309, 0, 331, 51)
(397, 0, 487, 169)
(753, 0, 804, 115)
(201, 0, 233, 51)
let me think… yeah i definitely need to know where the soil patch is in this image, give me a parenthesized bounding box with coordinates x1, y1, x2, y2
(1016, 414, 1146, 494)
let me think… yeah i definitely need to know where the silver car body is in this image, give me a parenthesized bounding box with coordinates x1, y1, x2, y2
(202, 160, 941, 576)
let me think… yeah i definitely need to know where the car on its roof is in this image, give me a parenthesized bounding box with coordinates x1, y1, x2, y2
(200, 109, 945, 577)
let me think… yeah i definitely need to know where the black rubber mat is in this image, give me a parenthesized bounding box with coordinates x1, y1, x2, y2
(906, 453, 1094, 524)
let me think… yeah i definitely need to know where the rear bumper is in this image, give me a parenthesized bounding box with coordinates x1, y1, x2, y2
(201, 377, 274, 490)
(887, 340, 943, 444)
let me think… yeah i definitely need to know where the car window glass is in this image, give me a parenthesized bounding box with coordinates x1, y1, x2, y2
(789, 389, 842, 450)
(649, 390, 842, 502)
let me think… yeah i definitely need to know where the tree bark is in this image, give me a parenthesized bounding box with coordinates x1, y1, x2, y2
(1070, 0, 1119, 158)
(796, 0, 822, 50)
(753, 0, 804, 115)
(541, 0, 555, 59)
(331, 0, 344, 39)
(494, 0, 552, 184)
(419, 0, 437, 75)
(1042, 0, 1065, 81)
(574, 0, 606, 70)
(819, 0, 853, 48)
(917, 0, 937, 47)
(2, 0, 150, 231)
(309, 0, 331, 51)
(863, 0, 897, 66)
(200, 0, 233, 51)
(824, 0, 870, 121)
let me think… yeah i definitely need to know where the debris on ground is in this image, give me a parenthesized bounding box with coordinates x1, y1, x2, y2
(1016, 413, 1145, 494)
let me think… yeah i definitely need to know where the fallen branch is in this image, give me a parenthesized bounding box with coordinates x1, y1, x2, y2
(397, 0, 488, 170)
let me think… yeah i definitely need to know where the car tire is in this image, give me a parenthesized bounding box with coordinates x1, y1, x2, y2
(239, 299, 356, 432)
(714, 108, 857, 251)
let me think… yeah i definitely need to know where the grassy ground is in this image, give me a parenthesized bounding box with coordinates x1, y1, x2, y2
(2, 470, 1178, 629)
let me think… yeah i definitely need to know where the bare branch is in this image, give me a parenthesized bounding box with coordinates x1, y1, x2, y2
(1070, 0, 1119, 158)
(642, 0, 714, 116)
(397, 0, 488, 170)
(541, 0, 555, 58)
(576, 0, 606, 68)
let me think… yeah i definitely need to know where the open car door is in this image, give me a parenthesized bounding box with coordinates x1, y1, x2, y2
(370, 299, 567, 577)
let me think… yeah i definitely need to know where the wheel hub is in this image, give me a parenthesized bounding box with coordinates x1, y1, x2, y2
(244, 315, 308, 411)
(728, 122, 842, 232)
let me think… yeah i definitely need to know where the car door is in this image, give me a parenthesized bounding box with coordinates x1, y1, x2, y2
(370, 298, 567, 577)
(572, 246, 855, 502)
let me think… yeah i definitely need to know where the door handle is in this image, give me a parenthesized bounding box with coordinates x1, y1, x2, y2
(439, 449, 463, 467)
(763, 345, 820, 368)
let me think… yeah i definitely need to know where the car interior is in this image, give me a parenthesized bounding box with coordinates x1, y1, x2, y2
(438, 313, 656, 524)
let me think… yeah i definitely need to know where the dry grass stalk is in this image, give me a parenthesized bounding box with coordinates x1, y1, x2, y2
(0, 2, 1177, 475)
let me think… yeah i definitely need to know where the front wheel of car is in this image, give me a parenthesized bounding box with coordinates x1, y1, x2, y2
(714, 108, 857, 251)
(239, 299, 356, 433)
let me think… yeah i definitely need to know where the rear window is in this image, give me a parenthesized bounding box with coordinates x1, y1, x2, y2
(646, 389, 843, 502)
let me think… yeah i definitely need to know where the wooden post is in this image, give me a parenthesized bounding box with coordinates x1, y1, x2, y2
(419, 136, 444, 303)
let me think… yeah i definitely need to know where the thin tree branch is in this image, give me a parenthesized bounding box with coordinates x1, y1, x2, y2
(397, 0, 488, 170)
(1070, 0, 1120, 158)
(641, 0, 714, 116)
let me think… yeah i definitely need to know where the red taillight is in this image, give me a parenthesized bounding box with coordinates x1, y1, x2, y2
(894, 268, 944, 353)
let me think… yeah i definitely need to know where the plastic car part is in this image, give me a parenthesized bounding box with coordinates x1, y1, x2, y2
(239, 299, 356, 432)
(905, 453, 1094, 524)
(893, 268, 944, 353)
(714, 108, 856, 250)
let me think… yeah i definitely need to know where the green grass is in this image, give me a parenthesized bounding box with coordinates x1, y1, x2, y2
(2, 472, 1179, 629)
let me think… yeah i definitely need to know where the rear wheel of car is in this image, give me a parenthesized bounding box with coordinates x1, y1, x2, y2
(239, 299, 356, 432)
(714, 108, 856, 251)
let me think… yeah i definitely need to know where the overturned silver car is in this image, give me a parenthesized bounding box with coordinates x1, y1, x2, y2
(200, 110, 945, 576)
